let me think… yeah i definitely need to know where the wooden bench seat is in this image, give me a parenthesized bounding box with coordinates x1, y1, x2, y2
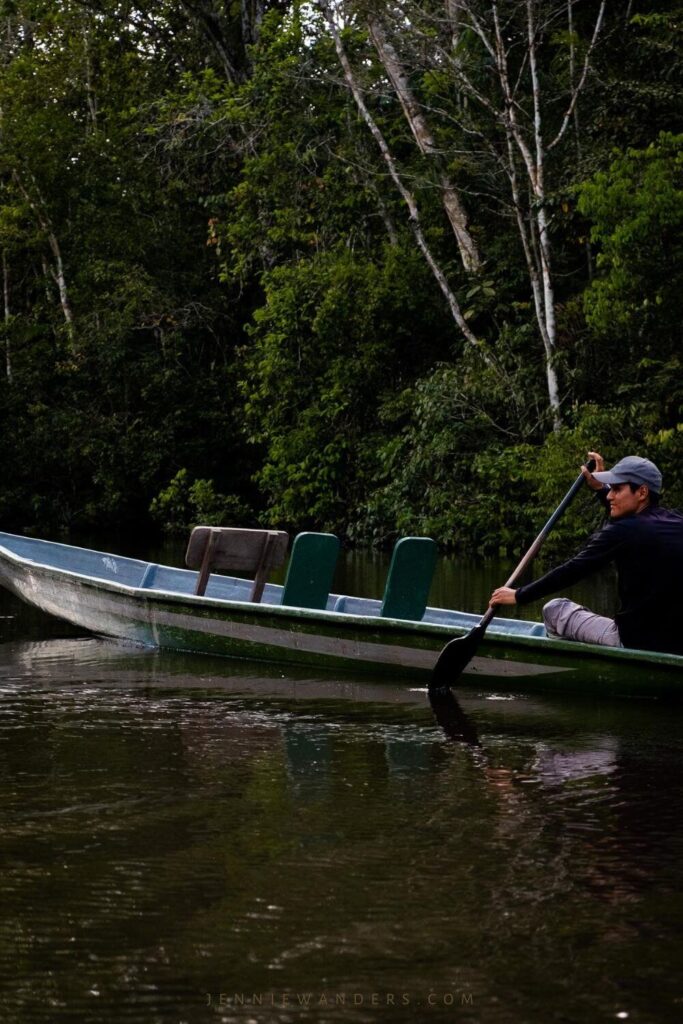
(185, 526, 289, 600)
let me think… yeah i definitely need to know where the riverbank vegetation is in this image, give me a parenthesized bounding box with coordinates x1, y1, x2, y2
(0, 0, 681, 553)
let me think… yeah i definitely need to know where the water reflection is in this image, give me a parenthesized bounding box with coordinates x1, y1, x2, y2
(1, 627, 683, 1021)
(428, 688, 481, 746)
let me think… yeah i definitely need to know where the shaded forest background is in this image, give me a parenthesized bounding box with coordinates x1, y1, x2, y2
(0, 0, 681, 554)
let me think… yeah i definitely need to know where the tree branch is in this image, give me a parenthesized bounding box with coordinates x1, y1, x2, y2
(547, 0, 606, 152)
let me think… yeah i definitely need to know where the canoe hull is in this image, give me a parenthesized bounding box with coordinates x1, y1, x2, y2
(0, 553, 550, 675)
(1, 544, 682, 699)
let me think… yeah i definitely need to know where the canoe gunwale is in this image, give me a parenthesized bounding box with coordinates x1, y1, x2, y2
(0, 535, 682, 673)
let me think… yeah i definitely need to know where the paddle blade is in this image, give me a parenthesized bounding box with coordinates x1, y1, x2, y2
(429, 624, 486, 692)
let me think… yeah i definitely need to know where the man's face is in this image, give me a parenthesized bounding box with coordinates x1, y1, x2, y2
(606, 482, 649, 519)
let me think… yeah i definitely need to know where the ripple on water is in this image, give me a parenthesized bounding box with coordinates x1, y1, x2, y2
(1, 637, 683, 1023)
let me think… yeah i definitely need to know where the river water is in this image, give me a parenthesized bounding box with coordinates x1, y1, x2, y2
(1, 542, 681, 1023)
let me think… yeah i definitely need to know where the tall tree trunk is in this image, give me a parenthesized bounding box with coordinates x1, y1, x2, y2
(367, 15, 481, 273)
(432, 0, 605, 428)
(480, 0, 563, 430)
(12, 169, 75, 344)
(317, 0, 493, 365)
(2, 249, 11, 383)
(47, 231, 75, 338)
(525, 0, 562, 431)
(567, 0, 593, 280)
(83, 24, 98, 131)
(179, 1, 243, 83)
(242, 0, 265, 52)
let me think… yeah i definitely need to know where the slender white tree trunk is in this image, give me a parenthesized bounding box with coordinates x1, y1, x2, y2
(48, 231, 75, 336)
(526, 0, 561, 430)
(567, 0, 593, 280)
(12, 169, 75, 344)
(483, 1, 563, 429)
(83, 26, 98, 131)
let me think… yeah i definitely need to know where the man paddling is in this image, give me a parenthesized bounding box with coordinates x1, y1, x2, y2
(489, 453, 683, 655)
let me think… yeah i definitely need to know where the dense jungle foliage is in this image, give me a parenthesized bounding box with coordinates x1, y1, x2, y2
(0, 0, 681, 554)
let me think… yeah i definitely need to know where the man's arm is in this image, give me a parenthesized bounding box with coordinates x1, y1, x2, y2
(490, 450, 613, 609)
(491, 515, 631, 608)
(514, 521, 628, 605)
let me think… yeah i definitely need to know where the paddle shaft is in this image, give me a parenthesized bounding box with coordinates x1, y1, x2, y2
(429, 460, 596, 691)
(479, 461, 595, 630)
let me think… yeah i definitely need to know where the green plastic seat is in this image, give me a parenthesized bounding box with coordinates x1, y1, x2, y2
(380, 536, 438, 621)
(281, 532, 340, 610)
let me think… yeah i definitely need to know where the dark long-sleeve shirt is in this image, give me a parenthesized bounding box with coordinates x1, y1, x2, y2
(515, 504, 683, 654)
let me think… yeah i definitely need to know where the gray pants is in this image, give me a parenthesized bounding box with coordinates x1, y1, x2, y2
(542, 598, 622, 647)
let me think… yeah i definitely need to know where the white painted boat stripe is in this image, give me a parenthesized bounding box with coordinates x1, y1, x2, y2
(150, 608, 570, 677)
(7, 566, 572, 678)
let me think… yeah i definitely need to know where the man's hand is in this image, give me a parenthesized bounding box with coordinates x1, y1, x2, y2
(582, 450, 605, 491)
(489, 587, 517, 607)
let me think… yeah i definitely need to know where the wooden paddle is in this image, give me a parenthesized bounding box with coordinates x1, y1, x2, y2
(429, 459, 596, 692)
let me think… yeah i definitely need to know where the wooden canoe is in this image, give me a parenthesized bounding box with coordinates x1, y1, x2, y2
(0, 531, 681, 699)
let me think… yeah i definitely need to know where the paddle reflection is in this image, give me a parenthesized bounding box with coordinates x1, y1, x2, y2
(427, 687, 480, 746)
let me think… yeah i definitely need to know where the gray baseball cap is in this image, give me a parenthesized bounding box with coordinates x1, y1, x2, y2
(592, 456, 662, 492)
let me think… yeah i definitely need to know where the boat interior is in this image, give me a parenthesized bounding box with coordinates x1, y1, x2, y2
(0, 529, 548, 639)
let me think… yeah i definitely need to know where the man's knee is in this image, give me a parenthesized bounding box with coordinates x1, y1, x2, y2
(542, 597, 575, 638)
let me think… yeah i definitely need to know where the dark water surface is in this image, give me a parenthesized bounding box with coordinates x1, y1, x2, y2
(1, 546, 681, 1023)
